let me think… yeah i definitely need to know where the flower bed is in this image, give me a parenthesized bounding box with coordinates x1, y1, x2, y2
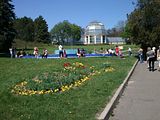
(11, 62, 115, 96)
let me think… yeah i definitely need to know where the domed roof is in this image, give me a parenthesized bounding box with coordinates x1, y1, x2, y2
(86, 21, 105, 30)
(88, 21, 104, 26)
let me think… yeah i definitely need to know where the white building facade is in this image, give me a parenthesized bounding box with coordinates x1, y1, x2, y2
(84, 21, 108, 44)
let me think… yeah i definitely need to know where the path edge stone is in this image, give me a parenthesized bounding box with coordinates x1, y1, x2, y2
(97, 59, 138, 120)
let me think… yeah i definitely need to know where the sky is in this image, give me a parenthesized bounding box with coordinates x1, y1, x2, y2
(13, 0, 136, 31)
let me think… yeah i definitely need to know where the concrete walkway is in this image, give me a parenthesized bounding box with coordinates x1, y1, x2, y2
(109, 61, 160, 120)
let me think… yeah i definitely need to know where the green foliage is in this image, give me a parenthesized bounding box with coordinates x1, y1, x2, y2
(127, 0, 160, 47)
(14, 17, 34, 43)
(50, 20, 81, 44)
(13, 16, 50, 46)
(71, 24, 81, 41)
(34, 16, 50, 43)
(0, 0, 16, 52)
(21, 62, 92, 92)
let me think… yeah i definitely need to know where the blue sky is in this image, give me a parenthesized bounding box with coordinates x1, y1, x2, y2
(13, 0, 136, 31)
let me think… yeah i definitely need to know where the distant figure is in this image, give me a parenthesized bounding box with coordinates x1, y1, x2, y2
(115, 45, 120, 56)
(63, 49, 67, 58)
(81, 48, 85, 57)
(128, 47, 132, 56)
(99, 47, 104, 53)
(19, 50, 24, 58)
(105, 49, 109, 54)
(9, 48, 13, 58)
(58, 45, 63, 58)
(152, 47, 156, 53)
(77, 48, 81, 58)
(157, 46, 160, 71)
(146, 47, 155, 71)
(33, 47, 39, 58)
(138, 48, 143, 63)
(108, 48, 113, 55)
(119, 50, 124, 58)
(13, 47, 17, 58)
(42, 48, 48, 58)
(19, 49, 26, 58)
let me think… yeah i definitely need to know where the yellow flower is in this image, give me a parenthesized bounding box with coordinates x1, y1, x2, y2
(54, 89, 59, 92)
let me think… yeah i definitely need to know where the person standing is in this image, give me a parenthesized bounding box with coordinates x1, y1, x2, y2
(128, 47, 132, 56)
(63, 49, 67, 58)
(77, 48, 81, 58)
(9, 48, 13, 58)
(157, 46, 160, 71)
(138, 48, 143, 63)
(58, 45, 63, 58)
(33, 47, 39, 58)
(42, 48, 48, 58)
(146, 47, 155, 71)
(115, 45, 119, 56)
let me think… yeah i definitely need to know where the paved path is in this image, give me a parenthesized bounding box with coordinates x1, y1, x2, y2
(109, 61, 160, 120)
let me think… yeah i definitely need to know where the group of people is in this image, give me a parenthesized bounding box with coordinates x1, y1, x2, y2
(138, 46, 160, 72)
(9, 45, 132, 59)
(77, 48, 85, 57)
(94, 45, 129, 58)
(58, 45, 85, 58)
(9, 47, 26, 58)
(33, 47, 48, 58)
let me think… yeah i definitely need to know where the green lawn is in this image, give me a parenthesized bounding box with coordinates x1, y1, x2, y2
(0, 56, 136, 120)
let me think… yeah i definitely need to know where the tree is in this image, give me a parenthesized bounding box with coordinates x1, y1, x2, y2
(34, 16, 50, 43)
(50, 20, 81, 44)
(115, 20, 126, 33)
(50, 22, 64, 44)
(71, 24, 81, 43)
(120, 23, 132, 44)
(14, 17, 34, 42)
(0, 0, 16, 52)
(107, 20, 126, 37)
(126, 0, 160, 47)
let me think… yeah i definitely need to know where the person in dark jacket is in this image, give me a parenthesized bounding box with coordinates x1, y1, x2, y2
(146, 47, 155, 71)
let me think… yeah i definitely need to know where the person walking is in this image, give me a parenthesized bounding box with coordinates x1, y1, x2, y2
(157, 46, 160, 71)
(138, 48, 143, 63)
(146, 47, 155, 71)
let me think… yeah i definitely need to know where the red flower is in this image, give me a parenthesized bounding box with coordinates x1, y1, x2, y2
(63, 63, 71, 67)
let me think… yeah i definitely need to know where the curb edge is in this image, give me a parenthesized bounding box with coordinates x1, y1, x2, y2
(97, 59, 139, 120)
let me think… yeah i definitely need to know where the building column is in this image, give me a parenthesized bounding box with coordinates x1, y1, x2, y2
(88, 36, 90, 44)
(94, 35, 96, 44)
(104, 36, 106, 43)
(101, 36, 103, 44)
(84, 36, 87, 44)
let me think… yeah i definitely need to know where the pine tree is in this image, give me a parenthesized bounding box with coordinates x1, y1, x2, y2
(0, 0, 16, 52)
(34, 16, 50, 43)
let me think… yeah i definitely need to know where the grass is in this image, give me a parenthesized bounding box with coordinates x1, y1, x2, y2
(0, 56, 136, 120)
